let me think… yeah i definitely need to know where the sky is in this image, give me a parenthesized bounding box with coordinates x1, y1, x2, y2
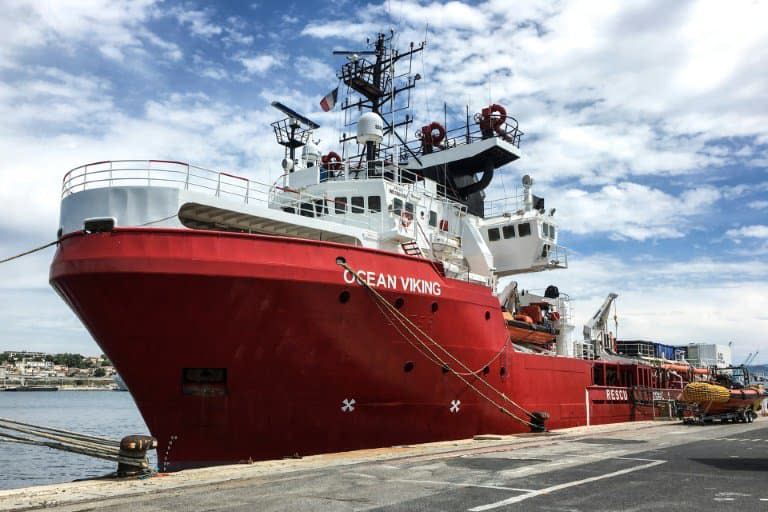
(0, 0, 766, 364)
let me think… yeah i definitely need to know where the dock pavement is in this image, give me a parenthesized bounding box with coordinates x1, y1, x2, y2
(2, 418, 767, 511)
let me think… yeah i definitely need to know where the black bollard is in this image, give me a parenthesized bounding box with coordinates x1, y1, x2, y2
(529, 411, 550, 433)
(117, 435, 158, 477)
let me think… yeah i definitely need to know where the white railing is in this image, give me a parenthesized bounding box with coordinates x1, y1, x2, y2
(484, 189, 525, 217)
(62, 160, 389, 232)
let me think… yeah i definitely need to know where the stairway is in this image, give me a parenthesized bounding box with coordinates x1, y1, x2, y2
(400, 241, 423, 256)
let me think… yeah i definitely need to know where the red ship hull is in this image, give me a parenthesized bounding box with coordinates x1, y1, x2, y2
(50, 228, 666, 469)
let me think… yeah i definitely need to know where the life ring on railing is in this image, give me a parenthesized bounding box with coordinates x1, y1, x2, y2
(401, 210, 413, 229)
(321, 151, 342, 171)
(477, 104, 507, 135)
(418, 122, 446, 151)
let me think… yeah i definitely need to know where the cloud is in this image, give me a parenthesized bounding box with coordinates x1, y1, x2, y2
(748, 200, 768, 210)
(725, 225, 768, 239)
(294, 56, 334, 83)
(168, 5, 223, 38)
(238, 54, 283, 75)
(0, 0, 177, 64)
(543, 182, 720, 241)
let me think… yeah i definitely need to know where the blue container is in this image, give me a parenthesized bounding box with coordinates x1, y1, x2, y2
(654, 343, 675, 360)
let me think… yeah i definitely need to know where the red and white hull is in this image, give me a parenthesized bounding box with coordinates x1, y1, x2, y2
(51, 228, 665, 469)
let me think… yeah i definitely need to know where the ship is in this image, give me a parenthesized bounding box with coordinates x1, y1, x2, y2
(50, 32, 687, 470)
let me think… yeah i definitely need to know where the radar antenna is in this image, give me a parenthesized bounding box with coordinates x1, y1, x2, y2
(270, 102, 320, 171)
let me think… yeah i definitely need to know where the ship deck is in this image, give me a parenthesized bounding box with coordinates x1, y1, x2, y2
(2, 417, 767, 511)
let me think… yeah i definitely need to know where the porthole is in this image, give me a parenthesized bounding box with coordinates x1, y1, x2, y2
(404, 361, 415, 373)
(500, 367, 507, 376)
(431, 302, 439, 313)
(483, 366, 490, 375)
(485, 311, 491, 320)
(442, 365, 450, 374)
(339, 291, 350, 304)
(395, 298, 405, 309)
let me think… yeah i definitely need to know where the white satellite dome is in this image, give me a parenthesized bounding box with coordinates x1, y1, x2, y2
(356, 112, 384, 144)
(302, 141, 322, 166)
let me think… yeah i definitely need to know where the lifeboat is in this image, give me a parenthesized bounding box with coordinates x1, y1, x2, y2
(502, 307, 559, 345)
(682, 381, 765, 417)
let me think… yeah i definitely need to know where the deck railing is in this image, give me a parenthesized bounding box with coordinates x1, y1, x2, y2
(62, 160, 392, 232)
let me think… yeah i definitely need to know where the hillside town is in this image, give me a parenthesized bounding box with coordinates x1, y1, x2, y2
(0, 351, 117, 389)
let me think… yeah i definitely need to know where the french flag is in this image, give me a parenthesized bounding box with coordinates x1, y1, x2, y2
(320, 87, 338, 112)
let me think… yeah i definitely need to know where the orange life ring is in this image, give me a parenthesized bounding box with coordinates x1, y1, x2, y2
(419, 122, 446, 147)
(478, 104, 507, 134)
(322, 151, 342, 171)
(401, 210, 412, 228)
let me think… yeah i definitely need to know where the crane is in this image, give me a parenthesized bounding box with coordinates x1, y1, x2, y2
(583, 293, 618, 353)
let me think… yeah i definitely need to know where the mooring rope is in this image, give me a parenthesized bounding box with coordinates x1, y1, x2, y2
(0, 240, 59, 264)
(0, 417, 156, 471)
(0, 417, 121, 462)
(337, 259, 536, 428)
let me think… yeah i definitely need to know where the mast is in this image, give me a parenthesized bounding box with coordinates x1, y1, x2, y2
(334, 32, 424, 161)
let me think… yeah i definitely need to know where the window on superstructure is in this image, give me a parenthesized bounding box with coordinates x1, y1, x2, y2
(542, 223, 549, 237)
(550, 225, 556, 239)
(502, 225, 515, 239)
(405, 202, 414, 214)
(393, 198, 403, 215)
(299, 202, 314, 218)
(488, 228, 500, 242)
(314, 200, 327, 216)
(518, 222, 531, 237)
(334, 197, 347, 214)
(351, 196, 364, 213)
(368, 196, 381, 213)
(429, 211, 437, 227)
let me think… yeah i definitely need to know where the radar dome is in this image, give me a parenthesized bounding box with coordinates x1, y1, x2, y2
(356, 112, 384, 144)
(302, 141, 322, 166)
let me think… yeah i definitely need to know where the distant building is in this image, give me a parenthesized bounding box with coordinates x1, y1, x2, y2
(687, 343, 731, 368)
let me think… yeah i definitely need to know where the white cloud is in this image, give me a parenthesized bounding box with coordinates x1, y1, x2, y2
(748, 200, 768, 210)
(0, 0, 176, 64)
(725, 225, 768, 239)
(541, 182, 720, 241)
(238, 54, 283, 75)
(168, 6, 223, 38)
(294, 56, 334, 83)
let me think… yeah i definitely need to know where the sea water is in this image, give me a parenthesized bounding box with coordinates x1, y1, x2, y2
(0, 391, 152, 490)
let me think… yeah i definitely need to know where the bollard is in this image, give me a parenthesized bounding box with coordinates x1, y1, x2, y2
(529, 411, 550, 433)
(117, 435, 158, 477)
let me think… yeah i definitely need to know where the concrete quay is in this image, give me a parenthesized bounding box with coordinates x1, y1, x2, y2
(2, 418, 767, 511)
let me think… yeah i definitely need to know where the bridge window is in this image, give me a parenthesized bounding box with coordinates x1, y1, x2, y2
(429, 211, 437, 227)
(334, 197, 347, 214)
(351, 196, 364, 213)
(502, 225, 515, 239)
(368, 195, 381, 213)
(393, 198, 403, 215)
(405, 202, 414, 214)
(518, 222, 531, 237)
(542, 223, 549, 237)
(488, 227, 500, 242)
(550, 225, 556, 239)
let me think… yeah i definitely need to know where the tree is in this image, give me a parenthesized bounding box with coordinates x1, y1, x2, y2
(93, 367, 106, 378)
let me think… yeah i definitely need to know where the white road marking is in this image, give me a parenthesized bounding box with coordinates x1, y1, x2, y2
(468, 459, 666, 511)
(350, 473, 533, 492)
